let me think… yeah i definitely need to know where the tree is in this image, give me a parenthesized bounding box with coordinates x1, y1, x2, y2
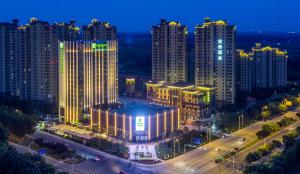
(262, 122, 280, 133)
(283, 133, 296, 149)
(0, 126, 8, 143)
(295, 97, 300, 106)
(0, 106, 36, 137)
(258, 145, 272, 156)
(271, 140, 282, 148)
(296, 126, 300, 136)
(261, 110, 271, 121)
(245, 151, 261, 163)
(257, 122, 280, 138)
(284, 99, 293, 107)
(278, 103, 288, 113)
(278, 117, 293, 127)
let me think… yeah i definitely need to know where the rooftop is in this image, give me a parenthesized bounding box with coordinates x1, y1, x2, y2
(112, 99, 175, 116)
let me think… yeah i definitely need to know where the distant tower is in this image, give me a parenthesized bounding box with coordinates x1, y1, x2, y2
(126, 78, 136, 97)
(152, 19, 187, 84)
(82, 19, 117, 40)
(195, 18, 236, 107)
(252, 43, 287, 89)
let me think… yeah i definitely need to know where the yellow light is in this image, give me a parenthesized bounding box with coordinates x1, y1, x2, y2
(129, 116, 132, 141)
(156, 113, 159, 138)
(98, 109, 101, 132)
(123, 114, 126, 139)
(177, 108, 180, 129)
(164, 111, 167, 134)
(171, 109, 174, 132)
(90, 108, 93, 130)
(148, 115, 151, 141)
(106, 111, 109, 133)
(114, 112, 117, 136)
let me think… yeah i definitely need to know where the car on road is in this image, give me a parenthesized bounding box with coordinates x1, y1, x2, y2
(90, 156, 100, 162)
(239, 137, 246, 142)
(223, 133, 232, 137)
(214, 147, 221, 151)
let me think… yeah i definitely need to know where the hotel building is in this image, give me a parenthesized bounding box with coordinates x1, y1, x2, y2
(59, 40, 118, 124)
(146, 81, 215, 121)
(50, 20, 80, 102)
(152, 19, 187, 84)
(195, 18, 236, 107)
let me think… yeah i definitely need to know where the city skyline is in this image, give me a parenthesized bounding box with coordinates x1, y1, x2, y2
(0, 0, 299, 32)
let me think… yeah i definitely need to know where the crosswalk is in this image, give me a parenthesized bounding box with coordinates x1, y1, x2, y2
(57, 160, 106, 174)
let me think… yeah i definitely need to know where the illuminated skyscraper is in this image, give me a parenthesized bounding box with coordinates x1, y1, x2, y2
(152, 19, 187, 84)
(59, 40, 118, 123)
(82, 19, 117, 40)
(195, 18, 236, 107)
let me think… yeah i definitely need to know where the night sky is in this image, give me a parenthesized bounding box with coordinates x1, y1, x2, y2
(1, 0, 299, 32)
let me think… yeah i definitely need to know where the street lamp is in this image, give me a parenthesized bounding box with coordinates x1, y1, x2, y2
(238, 114, 244, 130)
(206, 126, 211, 142)
(261, 105, 268, 121)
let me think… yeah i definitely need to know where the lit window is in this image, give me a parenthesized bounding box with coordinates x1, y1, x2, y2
(218, 39, 223, 44)
(218, 50, 223, 55)
(218, 45, 222, 49)
(218, 56, 222, 60)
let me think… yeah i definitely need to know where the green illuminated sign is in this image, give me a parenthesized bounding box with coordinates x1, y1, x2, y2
(59, 43, 64, 74)
(135, 116, 145, 131)
(60, 42, 64, 49)
(92, 43, 107, 51)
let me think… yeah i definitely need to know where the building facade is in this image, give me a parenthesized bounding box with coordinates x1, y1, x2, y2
(146, 81, 215, 121)
(0, 20, 19, 96)
(59, 40, 118, 124)
(152, 19, 187, 84)
(195, 18, 236, 107)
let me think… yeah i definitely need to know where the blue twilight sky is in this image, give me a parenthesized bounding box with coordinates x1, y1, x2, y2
(0, 0, 299, 32)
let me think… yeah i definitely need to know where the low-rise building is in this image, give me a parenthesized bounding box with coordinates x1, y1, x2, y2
(146, 81, 215, 121)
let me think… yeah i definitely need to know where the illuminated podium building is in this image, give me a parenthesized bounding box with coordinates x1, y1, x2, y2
(90, 103, 180, 142)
